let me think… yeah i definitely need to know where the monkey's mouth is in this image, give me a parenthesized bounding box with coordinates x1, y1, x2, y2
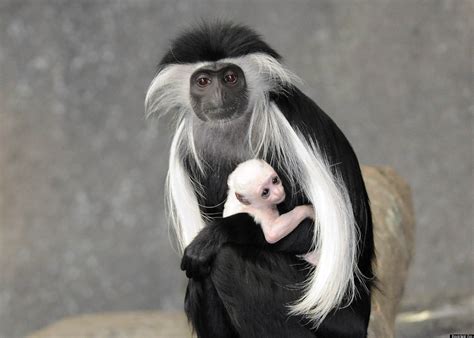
(205, 107, 228, 116)
(198, 110, 242, 123)
(199, 101, 246, 122)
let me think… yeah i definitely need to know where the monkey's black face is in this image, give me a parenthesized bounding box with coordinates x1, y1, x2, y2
(190, 63, 248, 122)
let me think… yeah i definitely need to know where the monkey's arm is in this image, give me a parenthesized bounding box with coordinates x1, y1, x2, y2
(181, 213, 267, 279)
(181, 212, 314, 279)
(261, 205, 314, 244)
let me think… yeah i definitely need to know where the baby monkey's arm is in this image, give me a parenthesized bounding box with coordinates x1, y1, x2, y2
(260, 205, 315, 244)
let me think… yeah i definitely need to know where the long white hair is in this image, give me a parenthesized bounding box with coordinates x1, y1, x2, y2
(145, 53, 360, 327)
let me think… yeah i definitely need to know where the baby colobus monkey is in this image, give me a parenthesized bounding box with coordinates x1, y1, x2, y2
(224, 159, 319, 265)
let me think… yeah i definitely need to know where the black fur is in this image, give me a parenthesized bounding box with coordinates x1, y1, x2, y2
(160, 21, 280, 66)
(160, 22, 374, 338)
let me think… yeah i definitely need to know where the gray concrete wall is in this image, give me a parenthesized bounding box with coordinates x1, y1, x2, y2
(0, 1, 472, 337)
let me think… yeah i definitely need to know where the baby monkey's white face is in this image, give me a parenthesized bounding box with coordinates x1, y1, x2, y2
(248, 168, 286, 208)
(230, 160, 286, 208)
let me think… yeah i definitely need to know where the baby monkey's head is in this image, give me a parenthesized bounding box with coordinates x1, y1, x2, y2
(227, 159, 286, 208)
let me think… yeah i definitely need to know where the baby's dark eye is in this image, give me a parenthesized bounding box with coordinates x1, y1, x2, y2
(261, 188, 270, 198)
(272, 176, 280, 184)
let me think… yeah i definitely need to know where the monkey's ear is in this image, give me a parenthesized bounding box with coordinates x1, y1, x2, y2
(235, 192, 251, 205)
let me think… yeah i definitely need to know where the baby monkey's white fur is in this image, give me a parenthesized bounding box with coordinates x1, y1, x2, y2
(224, 159, 318, 265)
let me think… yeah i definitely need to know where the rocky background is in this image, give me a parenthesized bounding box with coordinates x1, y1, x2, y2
(0, 1, 472, 337)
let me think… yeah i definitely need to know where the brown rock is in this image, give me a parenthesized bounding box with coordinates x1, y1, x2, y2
(362, 166, 415, 338)
(29, 166, 415, 338)
(29, 311, 193, 338)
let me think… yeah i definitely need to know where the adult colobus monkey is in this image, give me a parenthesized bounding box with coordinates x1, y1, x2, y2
(145, 21, 374, 338)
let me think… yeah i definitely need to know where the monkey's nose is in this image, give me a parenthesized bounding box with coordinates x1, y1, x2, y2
(209, 88, 223, 107)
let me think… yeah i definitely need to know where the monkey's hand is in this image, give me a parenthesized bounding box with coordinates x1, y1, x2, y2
(181, 213, 266, 279)
(180, 225, 217, 279)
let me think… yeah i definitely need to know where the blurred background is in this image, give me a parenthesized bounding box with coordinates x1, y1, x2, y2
(0, 1, 472, 337)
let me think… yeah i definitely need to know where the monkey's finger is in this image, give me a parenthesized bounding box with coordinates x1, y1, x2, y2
(186, 256, 199, 278)
(180, 258, 187, 272)
(180, 251, 189, 271)
(181, 251, 195, 274)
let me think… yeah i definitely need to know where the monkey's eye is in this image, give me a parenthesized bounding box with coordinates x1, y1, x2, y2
(261, 188, 270, 198)
(196, 76, 212, 87)
(272, 176, 280, 185)
(224, 71, 238, 85)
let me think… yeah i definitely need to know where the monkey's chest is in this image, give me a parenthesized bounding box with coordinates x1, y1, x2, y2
(196, 162, 239, 217)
